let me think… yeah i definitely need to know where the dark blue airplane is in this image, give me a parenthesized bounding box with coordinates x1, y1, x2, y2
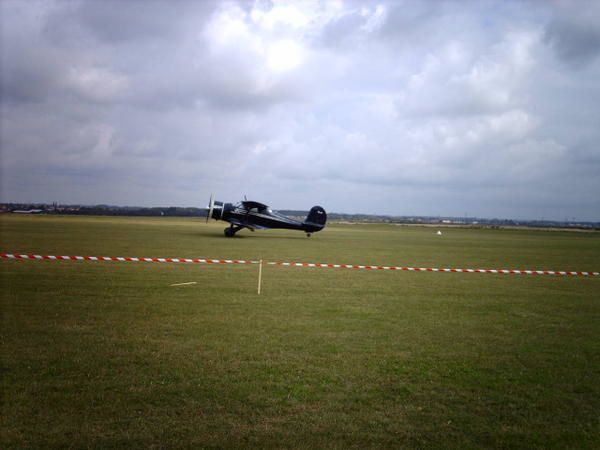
(206, 195, 326, 237)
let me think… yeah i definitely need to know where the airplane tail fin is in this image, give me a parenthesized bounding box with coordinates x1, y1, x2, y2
(303, 206, 327, 232)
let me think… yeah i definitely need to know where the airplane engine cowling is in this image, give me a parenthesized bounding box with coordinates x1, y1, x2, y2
(210, 200, 225, 220)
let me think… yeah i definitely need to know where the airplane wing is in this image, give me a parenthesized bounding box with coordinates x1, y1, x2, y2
(228, 217, 269, 230)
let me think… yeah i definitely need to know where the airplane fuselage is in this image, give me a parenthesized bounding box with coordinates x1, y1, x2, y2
(207, 198, 326, 237)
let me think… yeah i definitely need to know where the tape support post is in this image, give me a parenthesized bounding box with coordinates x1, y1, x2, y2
(1, 253, 598, 277)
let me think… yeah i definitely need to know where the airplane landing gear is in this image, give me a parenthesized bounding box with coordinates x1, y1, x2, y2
(306, 233, 312, 238)
(224, 225, 243, 237)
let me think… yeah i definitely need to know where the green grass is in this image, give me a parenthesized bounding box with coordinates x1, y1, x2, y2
(1, 215, 599, 448)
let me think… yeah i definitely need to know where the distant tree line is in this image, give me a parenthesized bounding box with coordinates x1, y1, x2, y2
(72, 206, 204, 217)
(1, 203, 204, 217)
(1, 203, 598, 229)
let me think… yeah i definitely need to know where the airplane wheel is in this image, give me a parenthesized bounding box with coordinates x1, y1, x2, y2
(224, 228, 235, 237)
(306, 233, 312, 238)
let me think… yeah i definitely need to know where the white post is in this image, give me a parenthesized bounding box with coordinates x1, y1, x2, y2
(257, 259, 263, 295)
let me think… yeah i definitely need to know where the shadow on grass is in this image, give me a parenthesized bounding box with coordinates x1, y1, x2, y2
(183, 229, 313, 240)
(181, 227, 309, 240)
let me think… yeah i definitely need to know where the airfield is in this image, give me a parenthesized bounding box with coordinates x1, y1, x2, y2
(2, 214, 599, 448)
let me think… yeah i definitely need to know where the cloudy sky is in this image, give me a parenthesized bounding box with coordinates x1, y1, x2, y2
(1, 0, 599, 220)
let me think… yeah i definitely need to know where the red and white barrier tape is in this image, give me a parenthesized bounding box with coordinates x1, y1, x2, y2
(0, 253, 256, 265)
(268, 261, 599, 277)
(1, 253, 598, 277)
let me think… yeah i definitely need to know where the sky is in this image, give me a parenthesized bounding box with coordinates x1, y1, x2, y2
(1, 0, 600, 221)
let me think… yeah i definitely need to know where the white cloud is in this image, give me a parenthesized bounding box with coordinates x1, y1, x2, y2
(205, 4, 255, 51)
(66, 66, 129, 103)
(463, 30, 539, 110)
(361, 4, 387, 33)
(251, 3, 310, 30)
(266, 39, 306, 72)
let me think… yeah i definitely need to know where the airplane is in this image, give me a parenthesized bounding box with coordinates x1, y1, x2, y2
(206, 195, 327, 237)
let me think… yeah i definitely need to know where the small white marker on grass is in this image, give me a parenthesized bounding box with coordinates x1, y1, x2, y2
(169, 281, 197, 287)
(258, 259, 263, 295)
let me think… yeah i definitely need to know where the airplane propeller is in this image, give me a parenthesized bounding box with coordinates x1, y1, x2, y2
(206, 193, 214, 223)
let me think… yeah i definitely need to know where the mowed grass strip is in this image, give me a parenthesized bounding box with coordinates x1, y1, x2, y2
(1, 215, 599, 448)
(2, 214, 600, 270)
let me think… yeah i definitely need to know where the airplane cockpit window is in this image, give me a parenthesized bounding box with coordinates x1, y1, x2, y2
(239, 201, 270, 214)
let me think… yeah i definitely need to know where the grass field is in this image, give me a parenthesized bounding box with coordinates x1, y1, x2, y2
(2, 215, 599, 448)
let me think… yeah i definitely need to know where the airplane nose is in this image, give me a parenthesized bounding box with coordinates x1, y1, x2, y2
(211, 201, 224, 220)
(206, 194, 225, 222)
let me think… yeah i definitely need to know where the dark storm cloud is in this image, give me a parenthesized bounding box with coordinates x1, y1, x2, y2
(545, 1, 600, 66)
(77, 0, 187, 43)
(1, 0, 599, 220)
